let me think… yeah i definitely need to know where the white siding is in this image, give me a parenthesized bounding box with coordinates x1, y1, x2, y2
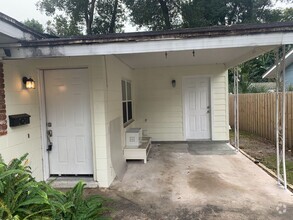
(134, 65, 229, 141)
(0, 55, 229, 188)
(1, 57, 111, 187)
(212, 73, 229, 140)
(103, 55, 135, 185)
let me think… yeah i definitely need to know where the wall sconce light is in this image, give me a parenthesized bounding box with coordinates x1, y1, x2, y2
(22, 77, 36, 89)
(171, 79, 176, 88)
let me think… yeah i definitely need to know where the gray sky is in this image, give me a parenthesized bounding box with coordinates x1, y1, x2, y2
(1, 0, 49, 24)
(0, 0, 292, 32)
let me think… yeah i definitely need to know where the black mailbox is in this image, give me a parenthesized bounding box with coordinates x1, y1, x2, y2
(9, 114, 31, 127)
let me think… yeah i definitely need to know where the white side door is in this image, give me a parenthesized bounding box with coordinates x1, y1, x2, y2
(183, 77, 211, 140)
(44, 69, 93, 175)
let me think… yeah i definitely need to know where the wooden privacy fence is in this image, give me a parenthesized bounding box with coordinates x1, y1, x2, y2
(229, 92, 293, 150)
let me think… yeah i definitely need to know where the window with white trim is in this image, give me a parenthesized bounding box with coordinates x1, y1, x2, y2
(122, 80, 133, 125)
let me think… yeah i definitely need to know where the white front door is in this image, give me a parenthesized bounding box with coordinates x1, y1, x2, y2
(183, 77, 211, 140)
(44, 69, 93, 175)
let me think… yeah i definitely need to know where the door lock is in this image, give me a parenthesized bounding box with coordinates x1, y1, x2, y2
(47, 128, 53, 151)
(47, 143, 52, 151)
(47, 130, 53, 137)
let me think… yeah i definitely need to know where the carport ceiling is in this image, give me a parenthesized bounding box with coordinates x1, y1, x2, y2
(116, 46, 275, 69)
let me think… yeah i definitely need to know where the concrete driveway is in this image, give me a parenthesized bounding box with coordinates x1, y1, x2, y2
(88, 143, 293, 219)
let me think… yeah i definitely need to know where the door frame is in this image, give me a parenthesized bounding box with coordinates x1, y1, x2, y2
(182, 75, 213, 141)
(38, 68, 95, 180)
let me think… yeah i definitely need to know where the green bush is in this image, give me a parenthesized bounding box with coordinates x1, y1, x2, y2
(0, 154, 110, 219)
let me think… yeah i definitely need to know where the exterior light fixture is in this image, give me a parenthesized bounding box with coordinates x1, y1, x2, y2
(172, 79, 176, 88)
(22, 77, 36, 89)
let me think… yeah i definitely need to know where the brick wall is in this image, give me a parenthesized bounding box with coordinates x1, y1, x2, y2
(0, 62, 7, 135)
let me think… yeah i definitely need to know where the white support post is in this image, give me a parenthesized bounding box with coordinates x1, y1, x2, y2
(275, 49, 280, 185)
(281, 45, 287, 190)
(234, 67, 240, 152)
(275, 46, 287, 190)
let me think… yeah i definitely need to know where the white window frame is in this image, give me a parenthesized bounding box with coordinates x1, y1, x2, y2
(122, 79, 133, 127)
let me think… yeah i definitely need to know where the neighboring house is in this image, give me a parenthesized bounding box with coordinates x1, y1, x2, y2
(0, 11, 293, 187)
(262, 49, 293, 88)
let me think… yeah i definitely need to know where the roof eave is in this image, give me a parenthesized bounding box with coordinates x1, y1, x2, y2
(19, 22, 293, 47)
(0, 12, 47, 40)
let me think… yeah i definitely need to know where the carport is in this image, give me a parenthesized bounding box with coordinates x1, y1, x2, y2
(1, 14, 293, 188)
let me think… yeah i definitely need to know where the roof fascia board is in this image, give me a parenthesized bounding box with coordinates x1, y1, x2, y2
(7, 32, 293, 59)
(0, 20, 37, 41)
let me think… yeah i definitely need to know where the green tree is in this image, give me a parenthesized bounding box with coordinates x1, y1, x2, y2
(181, 0, 279, 28)
(181, 0, 227, 27)
(124, 0, 182, 30)
(225, 0, 273, 24)
(23, 19, 44, 33)
(37, 0, 125, 36)
(93, 0, 125, 34)
(46, 15, 82, 37)
(281, 8, 293, 21)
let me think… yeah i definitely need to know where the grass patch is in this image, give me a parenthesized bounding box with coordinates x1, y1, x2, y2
(229, 130, 293, 185)
(262, 156, 293, 185)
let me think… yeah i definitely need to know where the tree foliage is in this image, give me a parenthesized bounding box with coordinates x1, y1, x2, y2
(123, 0, 182, 30)
(35, 0, 292, 93)
(37, 0, 125, 35)
(181, 0, 286, 28)
(46, 15, 82, 37)
(37, 0, 293, 35)
(93, 0, 125, 34)
(23, 19, 45, 33)
(181, 0, 227, 27)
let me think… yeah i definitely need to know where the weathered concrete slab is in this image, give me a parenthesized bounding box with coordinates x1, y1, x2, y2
(188, 141, 236, 155)
(86, 143, 293, 219)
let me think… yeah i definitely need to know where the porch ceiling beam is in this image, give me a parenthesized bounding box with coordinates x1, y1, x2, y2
(225, 46, 276, 68)
(6, 32, 293, 59)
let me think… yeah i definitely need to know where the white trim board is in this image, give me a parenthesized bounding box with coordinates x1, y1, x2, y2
(7, 32, 293, 59)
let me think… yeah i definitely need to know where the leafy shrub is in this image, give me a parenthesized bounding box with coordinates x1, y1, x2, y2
(0, 154, 110, 219)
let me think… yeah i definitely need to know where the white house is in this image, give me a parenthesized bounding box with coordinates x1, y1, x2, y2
(1, 12, 293, 187)
(262, 49, 293, 87)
